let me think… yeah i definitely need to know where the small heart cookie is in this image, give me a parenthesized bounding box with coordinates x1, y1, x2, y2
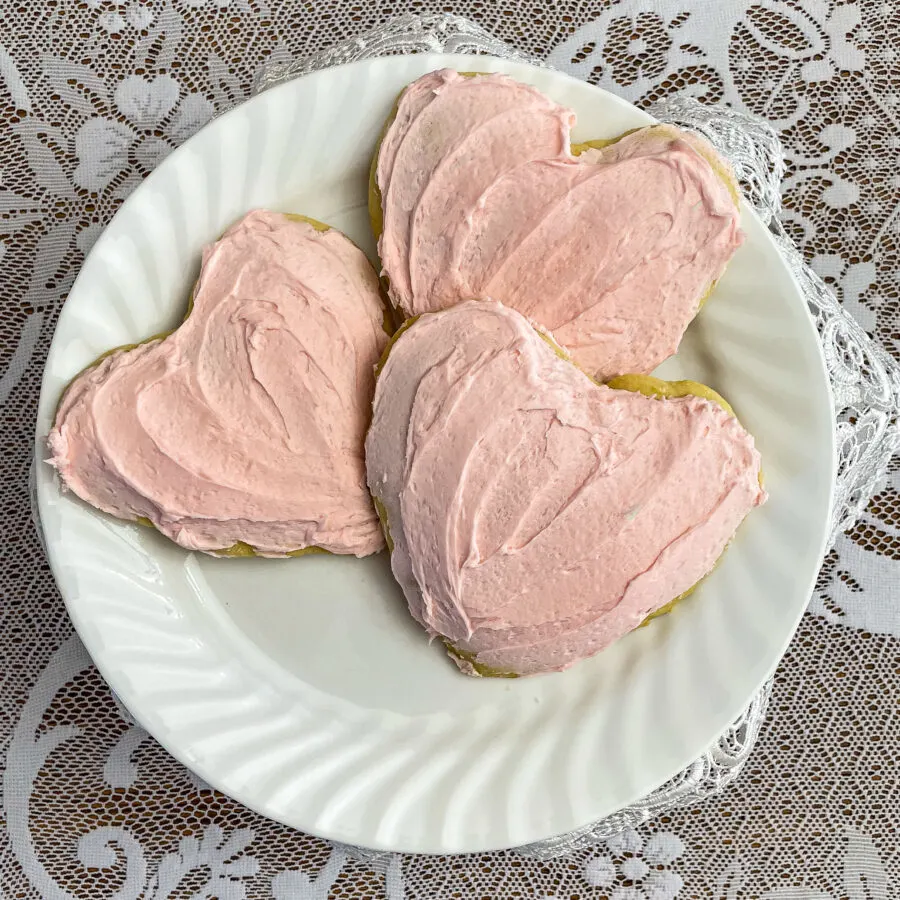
(49, 210, 389, 557)
(366, 300, 765, 676)
(373, 69, 742, 381)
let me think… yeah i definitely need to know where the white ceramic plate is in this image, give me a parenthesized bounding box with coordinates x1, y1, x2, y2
(35, 53, 835, 854)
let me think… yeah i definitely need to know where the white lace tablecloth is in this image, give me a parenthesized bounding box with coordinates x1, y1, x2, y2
(4, 2, 900, 898)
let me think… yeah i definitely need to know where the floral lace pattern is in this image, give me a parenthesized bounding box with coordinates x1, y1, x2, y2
(3, 2, 900, 898)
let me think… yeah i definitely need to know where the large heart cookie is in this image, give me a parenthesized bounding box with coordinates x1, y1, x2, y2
(49, 210, 388, 557)
(373, 69, 743, 380)
(366, 300, 765, 676)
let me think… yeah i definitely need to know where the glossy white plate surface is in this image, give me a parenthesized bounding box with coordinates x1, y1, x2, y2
(35, 54, 835, 854)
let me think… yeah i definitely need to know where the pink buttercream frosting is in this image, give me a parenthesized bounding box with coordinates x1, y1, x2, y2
(376, 69, 743, 380)
(49, 210, 387, 557)
(366, 301, 766, 676)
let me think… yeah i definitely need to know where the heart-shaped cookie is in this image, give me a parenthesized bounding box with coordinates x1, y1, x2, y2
(366, 300, 765, 676)
(373, 69, 742, 381)
(49, 210, 389, 557)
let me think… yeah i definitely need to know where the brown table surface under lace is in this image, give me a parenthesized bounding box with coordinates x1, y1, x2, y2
(2, 2, 899, 898)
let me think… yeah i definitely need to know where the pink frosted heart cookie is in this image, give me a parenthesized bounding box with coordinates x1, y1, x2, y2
(49, 210, 388, 557)
(373, 69, 743, 380)
(366, 300, 765, 676)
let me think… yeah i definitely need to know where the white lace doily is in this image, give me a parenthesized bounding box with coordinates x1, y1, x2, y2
(5, 3, 900, 898)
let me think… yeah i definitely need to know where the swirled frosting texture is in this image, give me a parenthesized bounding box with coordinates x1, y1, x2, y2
(376, 69, 743, 380)
(49, 210, 387, 557)
(366, 301, 765, 675)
